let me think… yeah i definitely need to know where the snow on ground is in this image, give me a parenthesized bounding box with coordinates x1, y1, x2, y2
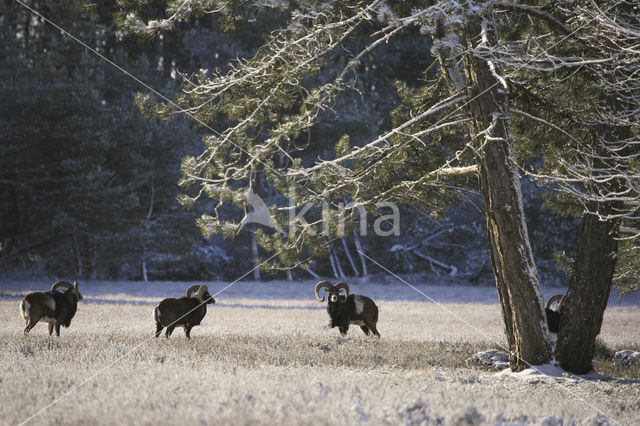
(2, 277, 638, 346)
(1, 278, 639, 425)
(466, 349, 510, 370)
(1, 279, 509, 343)
(2, 276, 639, 305)
(615, 350, 640, 366)
(498, 363, 612, 383)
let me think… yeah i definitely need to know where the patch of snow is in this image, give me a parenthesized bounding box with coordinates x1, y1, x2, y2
(614, 350, 640, 366)
(497, 363, 610, 383)
(466, 350, 510, 370)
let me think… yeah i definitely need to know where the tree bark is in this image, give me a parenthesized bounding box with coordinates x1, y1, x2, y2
(556, 211, 619, 373)
(462, 12, 551, 370)
(353, 231, 368, 277)
(556, 122, 628, 373)
(341, 237, 360, 276)
(73, 230, 83, 277)
(142, 255, 149, 282)
(331, 243, 346, 279)
(251, 232, 260, 280)
(328, 245, 339, 279)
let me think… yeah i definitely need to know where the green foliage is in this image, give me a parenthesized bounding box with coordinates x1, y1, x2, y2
(498, 3, 640, 293)
(7, 0, 636, 284)
(115, 1, 616, 282)
(130, 2, 480, 274)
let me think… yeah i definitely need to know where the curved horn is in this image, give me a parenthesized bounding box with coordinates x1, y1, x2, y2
(556, 295, 565, 312)
(314, 281, 333, 302)
(73, 281, 83, 301)
(334, 282, 350, 299)
(545, 294, 565, 311)
(186, 285, 201, 298)
(197, 285, 208, 300)
(51, 281, 73, 292)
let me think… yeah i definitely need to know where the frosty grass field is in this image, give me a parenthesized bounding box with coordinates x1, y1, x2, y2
(1, 278, 639, 425)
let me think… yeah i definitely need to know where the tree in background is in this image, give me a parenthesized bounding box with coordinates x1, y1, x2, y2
(505, 1, 640, 374)
(1, 0, 576, 284)
(0, 0, 210, 279)
(123, 1, 549, 369)
(5, 0, 639, 374)
(124, 0, 640, 372)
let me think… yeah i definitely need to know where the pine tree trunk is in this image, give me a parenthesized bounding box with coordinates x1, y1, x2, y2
(341, 237, 359, 276)
(142, 255, 149, 282)
(303, 266, 320, 279)
(331, 244, 346, 279)
(353, 231, 368, 277)
(328, 243, 342, 279)
(251, 232, 260, 280)
(556, 123, 626, 373)
(556, 211, 618, 373)
(73, 230, 83, 277)
(462, 13, 550, 370)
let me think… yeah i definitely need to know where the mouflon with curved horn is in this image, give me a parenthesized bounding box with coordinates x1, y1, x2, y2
(314, 280, 380, 337)
(20, 281, 83, 336)
(545, 294, 565, 333)
(154, 285, 215, 339)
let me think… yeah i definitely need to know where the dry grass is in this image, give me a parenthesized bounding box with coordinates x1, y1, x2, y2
(1, 292, 640, 425)
(593, 339, 640, 381)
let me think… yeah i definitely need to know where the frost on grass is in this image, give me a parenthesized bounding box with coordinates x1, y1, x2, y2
(1, 280, 640, 425)
(466, 349, 509, 370)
